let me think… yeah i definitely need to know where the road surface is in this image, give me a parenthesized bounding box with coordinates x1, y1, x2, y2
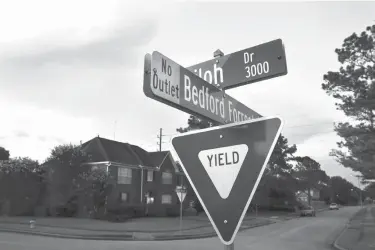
(0, 207, 360, 250)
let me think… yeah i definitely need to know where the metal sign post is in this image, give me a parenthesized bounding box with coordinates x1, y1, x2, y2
(143, 39, 287, 249)
(224, 243, 234, 250)
(176, 184, 187, 234)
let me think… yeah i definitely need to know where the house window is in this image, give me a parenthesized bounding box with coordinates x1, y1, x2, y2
(161, 194, 172, 204)
(120, 192, 128, 202)
(145, 191, 154, 204)
(162, 172, 173, 184)
(147, 170, 154, 182)
(118, 167, 132, 184)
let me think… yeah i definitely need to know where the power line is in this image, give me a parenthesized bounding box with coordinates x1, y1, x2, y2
(161, 120, 338, 138)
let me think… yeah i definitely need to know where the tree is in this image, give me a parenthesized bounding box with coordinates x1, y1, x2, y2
(265, 135, 297, 177)
(176, 115, 213, 133)
(44, 144, 94, 216)
(75, 166, 112, 218)
(364, 182, 375, 200)
(0, 147, 10, 161)
(322, 24, 375, 181)
(330, 176, 360, 205)
(293, 156, 329, 205)
(0, 157, 40, 173)
(251, 135, 299, 210)
(46, 143, 90, 166)
(0, 157, 42, 215)
(45, 143, 114, 217)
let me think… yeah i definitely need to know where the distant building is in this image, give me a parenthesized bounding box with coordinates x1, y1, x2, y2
(42, 136, 196, 218)
(295, 187, 320, 204)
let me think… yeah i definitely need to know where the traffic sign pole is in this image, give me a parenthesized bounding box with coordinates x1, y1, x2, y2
(180, 178, 183, 234)
(175, 183, 187, 235)
(224, 243, 234, 250)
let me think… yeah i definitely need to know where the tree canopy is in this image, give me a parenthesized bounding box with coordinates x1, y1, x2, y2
(45, 143, 91, 167)
(0, 157, 40, 174)
(176, 115, 213, 133)
(0, 147, 10, 161)
(322, 24, 375, 180)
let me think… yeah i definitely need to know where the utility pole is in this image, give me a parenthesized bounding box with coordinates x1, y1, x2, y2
(157, 128, 167, 151)
(357, 176, 363, 207)
(114, 120, 117, 140)
(352, 174, 363, 207)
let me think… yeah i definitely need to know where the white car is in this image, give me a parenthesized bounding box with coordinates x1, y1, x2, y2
(329, 203, 339, 210)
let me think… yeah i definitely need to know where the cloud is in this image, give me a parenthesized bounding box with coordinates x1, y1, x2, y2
(0, 98, 96, 162)
(14, 131, 29, 138)
(0, 17, 159, 120)
(1, 19, 157, 69)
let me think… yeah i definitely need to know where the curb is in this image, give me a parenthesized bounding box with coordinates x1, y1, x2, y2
(152, 220, 276, 241)
(0, 220, 275, 241)
(0, 208, 332, 241)
(0, 228, 134, 241)
(332, 223, 349, 250)
(332, 207, 367, 250)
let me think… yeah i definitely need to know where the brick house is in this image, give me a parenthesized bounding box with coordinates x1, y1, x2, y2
(42, 136, 196, 217)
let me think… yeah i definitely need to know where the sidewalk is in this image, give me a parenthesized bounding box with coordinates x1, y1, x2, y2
(334, 205, 375, 250)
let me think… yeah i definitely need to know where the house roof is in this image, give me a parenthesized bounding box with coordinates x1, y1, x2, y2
(148, 151, 184, 173)
(148, 151, 170, 168)
(42, 136, 181, 171)
(81, 137, 156, 168)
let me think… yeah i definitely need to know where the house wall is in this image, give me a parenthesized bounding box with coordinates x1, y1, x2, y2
(106, 165, 142, 209)
(106, 161, 196, 216)
(43, 157, 198, 218)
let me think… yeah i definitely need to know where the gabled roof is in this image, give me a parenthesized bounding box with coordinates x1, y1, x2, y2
(81, 137, 156, 168)
(148, 151, 184, 173)
(42, 136, 182, 171)
(148, 151, 170, 168)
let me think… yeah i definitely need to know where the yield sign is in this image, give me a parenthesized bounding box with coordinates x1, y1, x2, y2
(170, 117, 283, 245)
(176, 186, 187, 203)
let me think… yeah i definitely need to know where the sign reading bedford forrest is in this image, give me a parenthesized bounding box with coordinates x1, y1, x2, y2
(143, 52, 261, 124)
(187, 39, 287, 90)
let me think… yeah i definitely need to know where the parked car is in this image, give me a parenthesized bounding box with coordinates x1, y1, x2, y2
(329, 203, 339, 210)
(300, 206, 316, 217)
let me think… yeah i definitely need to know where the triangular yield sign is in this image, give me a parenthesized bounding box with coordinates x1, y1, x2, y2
(198, 144, 248, 199)
(171, 117, 283, 245)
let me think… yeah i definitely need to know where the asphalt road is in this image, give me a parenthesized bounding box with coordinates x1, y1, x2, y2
(0, 207, 360, 250)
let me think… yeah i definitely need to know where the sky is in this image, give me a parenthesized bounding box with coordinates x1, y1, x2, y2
(0, 0, 373, 187)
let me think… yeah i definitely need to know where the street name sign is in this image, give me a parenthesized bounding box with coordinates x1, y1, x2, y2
(187, 39, 287, 90)
(170, 117, 283, 245)
(175, 186, 187, 203)
(143, 52, 262, 125)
